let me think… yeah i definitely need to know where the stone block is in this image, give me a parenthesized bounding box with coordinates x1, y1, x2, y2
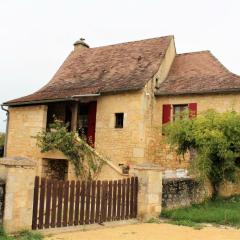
(0, 157, 36, 233)
(133, 164, 162, 221)
(133, 148, 145, 158)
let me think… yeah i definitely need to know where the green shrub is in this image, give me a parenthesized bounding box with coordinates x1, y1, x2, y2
(164, 110, 240, 198)
(35, 119, 104, 180)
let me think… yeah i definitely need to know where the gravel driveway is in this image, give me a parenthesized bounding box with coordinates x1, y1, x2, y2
(45, 223, 240, 240)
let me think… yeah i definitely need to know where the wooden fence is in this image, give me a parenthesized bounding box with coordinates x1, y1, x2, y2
(32, 176, 138, 230)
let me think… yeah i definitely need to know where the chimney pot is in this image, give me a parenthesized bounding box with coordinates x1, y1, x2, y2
(73, 38, 90, 50)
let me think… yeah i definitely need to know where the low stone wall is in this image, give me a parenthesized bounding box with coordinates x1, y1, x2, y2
(0, 157, 36, 233)
(162, 177, 205, 209)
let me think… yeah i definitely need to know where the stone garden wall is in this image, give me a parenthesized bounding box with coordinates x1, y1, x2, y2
(162, 177, 206, 209)
(162, 176, 240, 209)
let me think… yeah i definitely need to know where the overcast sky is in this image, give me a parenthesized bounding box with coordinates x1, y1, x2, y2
(0, 0, 240, 132)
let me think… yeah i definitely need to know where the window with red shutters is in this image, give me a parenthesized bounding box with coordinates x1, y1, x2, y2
(188, 103, 197, 118)
(162, 103, 197, 125)
(162, 104, 171, 124)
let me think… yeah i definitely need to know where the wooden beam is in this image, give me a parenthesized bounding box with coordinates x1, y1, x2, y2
(71, 102, 78, 132)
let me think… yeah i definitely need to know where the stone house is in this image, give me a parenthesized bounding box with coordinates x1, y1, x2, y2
(2, 35, 240, 180)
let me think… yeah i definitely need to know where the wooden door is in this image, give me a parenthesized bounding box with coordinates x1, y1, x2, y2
(87, 101, 97, 146)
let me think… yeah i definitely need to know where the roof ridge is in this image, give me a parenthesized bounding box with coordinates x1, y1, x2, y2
(89, 35, 173, 50)
(176, 50, 210, 56)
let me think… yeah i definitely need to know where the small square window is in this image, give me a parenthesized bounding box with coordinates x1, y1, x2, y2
(115, 113, 124, 128)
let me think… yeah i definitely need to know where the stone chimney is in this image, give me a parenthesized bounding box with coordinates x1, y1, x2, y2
(73, 38, 89, 50)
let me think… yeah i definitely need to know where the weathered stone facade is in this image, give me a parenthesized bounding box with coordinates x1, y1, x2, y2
(132, 164, 162, 220)
(0, 157, 36, 233)
(7, 88, 240, 180)
(6, 105, 47, 176)
(95, 90, 147, 165)
(151, 93, 240, 170)
(162, 178, 205, 209)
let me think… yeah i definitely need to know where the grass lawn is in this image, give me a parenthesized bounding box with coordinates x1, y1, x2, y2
(161, 195, 240, 228)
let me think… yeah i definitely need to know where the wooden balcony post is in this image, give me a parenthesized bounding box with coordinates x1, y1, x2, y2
(71, 102, 78, 132)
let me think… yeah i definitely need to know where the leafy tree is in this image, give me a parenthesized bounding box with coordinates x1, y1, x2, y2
(164, 110, 240, 199)
(35, 120, 104, 180)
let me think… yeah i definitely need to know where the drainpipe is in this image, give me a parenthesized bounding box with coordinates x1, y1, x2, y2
(1, 105, 9, 157)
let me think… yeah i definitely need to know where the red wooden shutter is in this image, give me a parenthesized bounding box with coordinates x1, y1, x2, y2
(162, 104, 171, 124)
(188, 103, 197, 118)
(87, 101, 97, 147)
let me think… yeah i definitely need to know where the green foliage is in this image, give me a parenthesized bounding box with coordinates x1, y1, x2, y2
(0, 133, 5, 147)
(168, 219, 203, 229)
(163, 110, 240, 198)
(15, 230, 43, 240)
(0, 228, 43, 240)
(161, 195, 240, 227)
(145, 217, 161, 223)
(35, 120, 104, 180)
(0, 226, 7, 239)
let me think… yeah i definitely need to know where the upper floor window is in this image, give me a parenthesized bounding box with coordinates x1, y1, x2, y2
(173, 104, 188, 121)
(162, 103, 197, 125)
(115, 113, 124, 128)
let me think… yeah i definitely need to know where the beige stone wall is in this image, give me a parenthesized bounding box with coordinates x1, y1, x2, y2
(0, 157, 36, 233)
(94, 37, 176, 168)
(132, 165, 162, 220)
(154, 36, 176, 87)
(150, 93, 240, 170)
(95, 91, 147, 165)
(6, 105, 47, 175)
(138, 37, 176, 166)
(219, 180, 240, 197)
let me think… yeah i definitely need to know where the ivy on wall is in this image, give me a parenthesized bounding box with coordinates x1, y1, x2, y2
(35, 120, 104, 180)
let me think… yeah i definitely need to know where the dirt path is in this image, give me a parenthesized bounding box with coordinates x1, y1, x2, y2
(45, 223, 240, 240)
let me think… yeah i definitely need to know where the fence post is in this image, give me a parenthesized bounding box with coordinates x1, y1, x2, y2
(131, 163, 162, 221)
(0, 157, 36, 233)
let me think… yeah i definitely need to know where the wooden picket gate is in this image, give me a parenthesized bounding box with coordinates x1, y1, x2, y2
(32, 176, 138, 230)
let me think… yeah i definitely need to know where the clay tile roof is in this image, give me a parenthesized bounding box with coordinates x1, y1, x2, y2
(4, 36, 172, 106)
(156, 51, 240, 96)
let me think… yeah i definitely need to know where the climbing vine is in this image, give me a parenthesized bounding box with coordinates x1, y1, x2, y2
(35, 120, 104, 180)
